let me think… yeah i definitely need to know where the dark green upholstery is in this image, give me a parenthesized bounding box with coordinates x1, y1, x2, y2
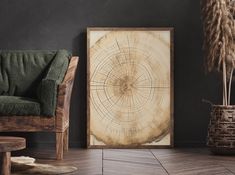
(0, 50, 56, 97)
(0, 96, 40, 116)
(0, 50, 70, 116)
(37, 50, 69, 116)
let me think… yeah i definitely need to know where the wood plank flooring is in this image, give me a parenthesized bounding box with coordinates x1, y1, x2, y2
(14, 148, 235, 175)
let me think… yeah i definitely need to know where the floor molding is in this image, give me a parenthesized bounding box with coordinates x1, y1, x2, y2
(27, 141, 206, 148)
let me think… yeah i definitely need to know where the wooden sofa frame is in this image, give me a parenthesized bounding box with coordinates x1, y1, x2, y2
(0, 56, 79, 160)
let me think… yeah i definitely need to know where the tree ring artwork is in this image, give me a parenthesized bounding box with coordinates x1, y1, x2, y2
(88, 28, 173, 147)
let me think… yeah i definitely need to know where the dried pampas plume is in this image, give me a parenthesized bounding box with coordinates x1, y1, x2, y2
(201, 0, 235, 71)
(201, 0, 235, 105)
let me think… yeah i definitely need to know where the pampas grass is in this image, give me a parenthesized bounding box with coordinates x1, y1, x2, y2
(201, 0, 235, 105)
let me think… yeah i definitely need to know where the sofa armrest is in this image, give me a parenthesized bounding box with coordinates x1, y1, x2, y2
(55, 56, 79, 131)
(37, 79, 57, 116)
(61, 56, 79, 85)
(37, 50, 71, 116)
(43, 50, 70, 83)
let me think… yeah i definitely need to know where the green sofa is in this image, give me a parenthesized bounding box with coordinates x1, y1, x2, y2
(0, 50, 69, 116)
(0, 50, 79, 160)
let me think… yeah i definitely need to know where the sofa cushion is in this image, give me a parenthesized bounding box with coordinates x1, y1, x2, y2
(0, 50, 57, 98)
(43, 50, 70, 83)
(37, 79, 57, 116)
(0, 96, 40, 116)
(37, 50, 70, 116)
(0, 50, 70, 116)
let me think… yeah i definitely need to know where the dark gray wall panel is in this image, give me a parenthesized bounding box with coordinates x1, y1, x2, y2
(0, 0, 219, 147)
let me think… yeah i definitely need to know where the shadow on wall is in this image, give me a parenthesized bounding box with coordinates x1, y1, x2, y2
(70, 32, 87, 147)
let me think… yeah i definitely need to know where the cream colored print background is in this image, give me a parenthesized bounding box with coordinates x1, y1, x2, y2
(89, 30, 171, 146)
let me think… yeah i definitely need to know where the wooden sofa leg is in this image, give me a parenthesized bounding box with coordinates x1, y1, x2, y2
(1, 152, 11, 175)
(56, 132, 64, 160)
(63, 128, 69, 152)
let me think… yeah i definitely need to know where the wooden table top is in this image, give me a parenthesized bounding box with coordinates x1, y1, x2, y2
(0, 137, 26, 152)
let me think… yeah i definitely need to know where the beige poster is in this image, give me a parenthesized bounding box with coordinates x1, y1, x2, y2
(87, 28, 174, 148)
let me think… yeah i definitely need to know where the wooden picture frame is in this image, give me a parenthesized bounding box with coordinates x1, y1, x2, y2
(87, 27, 174, 148)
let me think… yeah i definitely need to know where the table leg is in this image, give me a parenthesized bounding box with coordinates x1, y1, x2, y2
(1, 152, 11, 175)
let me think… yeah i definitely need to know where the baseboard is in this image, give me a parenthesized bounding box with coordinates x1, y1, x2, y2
(27, 141, 85, 148)
(174, 141, 206, 147)
(27, 141, 206, 148)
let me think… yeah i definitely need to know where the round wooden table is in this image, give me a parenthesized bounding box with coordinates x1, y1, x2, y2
(0, 137, 26, 175)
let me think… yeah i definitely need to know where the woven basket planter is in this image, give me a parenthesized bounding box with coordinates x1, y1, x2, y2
(207, 105, 235, 154)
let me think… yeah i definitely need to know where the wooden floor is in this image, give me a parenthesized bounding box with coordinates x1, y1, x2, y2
(14, 148, 235, 175)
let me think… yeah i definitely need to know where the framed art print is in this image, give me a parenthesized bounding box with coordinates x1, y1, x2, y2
(87, 28, 174, 148)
